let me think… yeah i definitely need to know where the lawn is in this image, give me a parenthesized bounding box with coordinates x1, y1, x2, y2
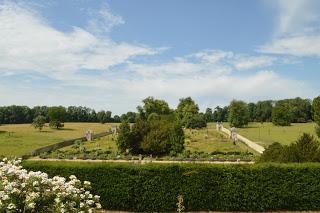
(60, 123, 257, 155)
(224, 122, 317, 147)
(0, 123, 115, 157)
(184, 123, 257, 154)
(0, 122, 256, 157)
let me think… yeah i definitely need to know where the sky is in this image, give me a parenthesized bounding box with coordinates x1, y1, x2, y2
(0, 0, 319, 115)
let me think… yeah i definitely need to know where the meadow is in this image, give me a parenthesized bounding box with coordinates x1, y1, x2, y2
(224, 122, 317, 147)
(0, 123, 114, 156)
(0, 122, 255, 157)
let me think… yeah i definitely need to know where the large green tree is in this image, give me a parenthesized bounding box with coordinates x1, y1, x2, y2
(272, 101, 291, 126)
(48, 106, 66, 129)
(313, 96, 320, 137)
(137, 97, 171, 120)
(228, 100, 249, 128)
(32, 115, 46, 131)
(175, 97, 206, 128)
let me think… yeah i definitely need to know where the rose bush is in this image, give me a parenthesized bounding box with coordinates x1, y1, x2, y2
(0, 158, 101, 212)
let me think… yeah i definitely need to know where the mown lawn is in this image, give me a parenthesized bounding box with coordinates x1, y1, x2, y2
(224, 122, 317, 147)
(0, 123, 115, 157)
(62, 123, 257, 155)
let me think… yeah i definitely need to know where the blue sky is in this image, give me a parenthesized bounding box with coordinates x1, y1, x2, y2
(0, 0, 319, 114)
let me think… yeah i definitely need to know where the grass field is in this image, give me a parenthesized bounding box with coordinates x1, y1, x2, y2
(184, 123, 257, 154)
(61, 123, 257, 155)
(0, 122, 256, 157)
(224, 122, 317, 147)
(0, 123, 115, 156)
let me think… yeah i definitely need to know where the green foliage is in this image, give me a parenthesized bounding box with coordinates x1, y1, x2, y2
(212, 106, 228, 122)
(97, 110, 112, 124)
(48, 106, 66, 129)
(116, 116, 184, 155)
(185, 113, 207, 129)
(32, 115, 46, 131)
(175, 97, 206, 129)
(23, 161, 320, 212)
(137, 96, 172, 119)
(255, 100, 273, 122)
(272, 101, 291, 126)
(259, 133, 320, 163)
(116, 122, 132, 152)
(228, 100, 249, 128)
(316, 125, 320, 138)
(313, 96, 320, 125)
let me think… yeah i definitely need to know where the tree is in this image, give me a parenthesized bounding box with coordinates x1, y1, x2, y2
(313, 96, 320, 138)
(97, 110, 111, 124)
(228, 100, 249, 128)
(48, 106, 66, 129)
(32, 115, 46, 131)
(248, 103, 257, 122)
(212, 106, 228, 122)
(116, 116, 185, 156)
(175, 97, 204, 128)
(272, 101, 291, 126)
(255, 100, 273, 123)
(204, 108, 214, 122)
(260, 133, 320, 163)
(185, 113, 207, 129)
(137, 97, 171, 120)
(116, 122, 132, 152)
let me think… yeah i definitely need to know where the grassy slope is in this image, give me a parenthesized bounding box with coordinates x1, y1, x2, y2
(224, 122, 317, 147)
(0, 123, 115, 156)
(61, 123, 257, 155)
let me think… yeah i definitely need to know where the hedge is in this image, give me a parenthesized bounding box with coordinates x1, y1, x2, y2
(22, 161, 320, 212)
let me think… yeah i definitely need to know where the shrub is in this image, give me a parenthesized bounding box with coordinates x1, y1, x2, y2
(259, 133, 320, 163)
(0, 158, 101, 212)
(23, 161, 320, 212)
(31, 115, 46, 131)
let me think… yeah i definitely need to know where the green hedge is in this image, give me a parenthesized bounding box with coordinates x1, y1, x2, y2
(23, 161, 320, 212)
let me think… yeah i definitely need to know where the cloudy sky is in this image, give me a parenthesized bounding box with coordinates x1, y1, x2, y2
(0, 0, 319, 114)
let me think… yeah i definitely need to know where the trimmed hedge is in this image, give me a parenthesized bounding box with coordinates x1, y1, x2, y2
(23, 161, 320, 212)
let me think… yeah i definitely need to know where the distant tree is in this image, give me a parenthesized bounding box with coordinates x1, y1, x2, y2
(97, 110, 111, 124)
(255, 100, 273, 123)
(116, 122, 132, 152)
(48, 106, 66, 129)
(186, 113, 207, 129)
(272, 101, 291, 126)
(212, 106, 228, 122)
(204, 108, 214, 122)
(32, 115, 46, 131)
(175, 97, 204, 128)
(287, 98, 312, 123)
(248, 103, 257, 122)
(228, 100, 249, 128)
(137, 97, 171, 120)
(313, 96, 320, 138)
(113, 115, 121, 123)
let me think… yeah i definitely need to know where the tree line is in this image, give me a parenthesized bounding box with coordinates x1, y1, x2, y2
(0, 105, 122, 125)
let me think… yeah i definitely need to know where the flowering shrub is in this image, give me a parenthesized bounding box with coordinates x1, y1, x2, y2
(0, 158, 101, 212)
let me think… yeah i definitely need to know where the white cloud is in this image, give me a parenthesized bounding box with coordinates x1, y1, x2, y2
(233, 56, 275, 70)
(275, 0, 320, 36)
(86, 3, 125, 34)
(258, 35, 320, 56)
(259, 0, 320, 56)
(0, 2, 159, 80)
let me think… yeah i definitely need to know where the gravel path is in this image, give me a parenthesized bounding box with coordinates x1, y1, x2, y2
(220, 126, 265, 154)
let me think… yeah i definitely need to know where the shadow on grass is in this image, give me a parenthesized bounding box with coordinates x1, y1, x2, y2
(0, 131, 7, 134)
(58, 128, 75, 131)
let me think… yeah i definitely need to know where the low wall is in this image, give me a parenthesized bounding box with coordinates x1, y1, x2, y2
(30, 130, 113, 156)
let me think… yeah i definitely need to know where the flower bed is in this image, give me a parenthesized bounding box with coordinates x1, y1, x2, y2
(0, 158, 101, 212)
